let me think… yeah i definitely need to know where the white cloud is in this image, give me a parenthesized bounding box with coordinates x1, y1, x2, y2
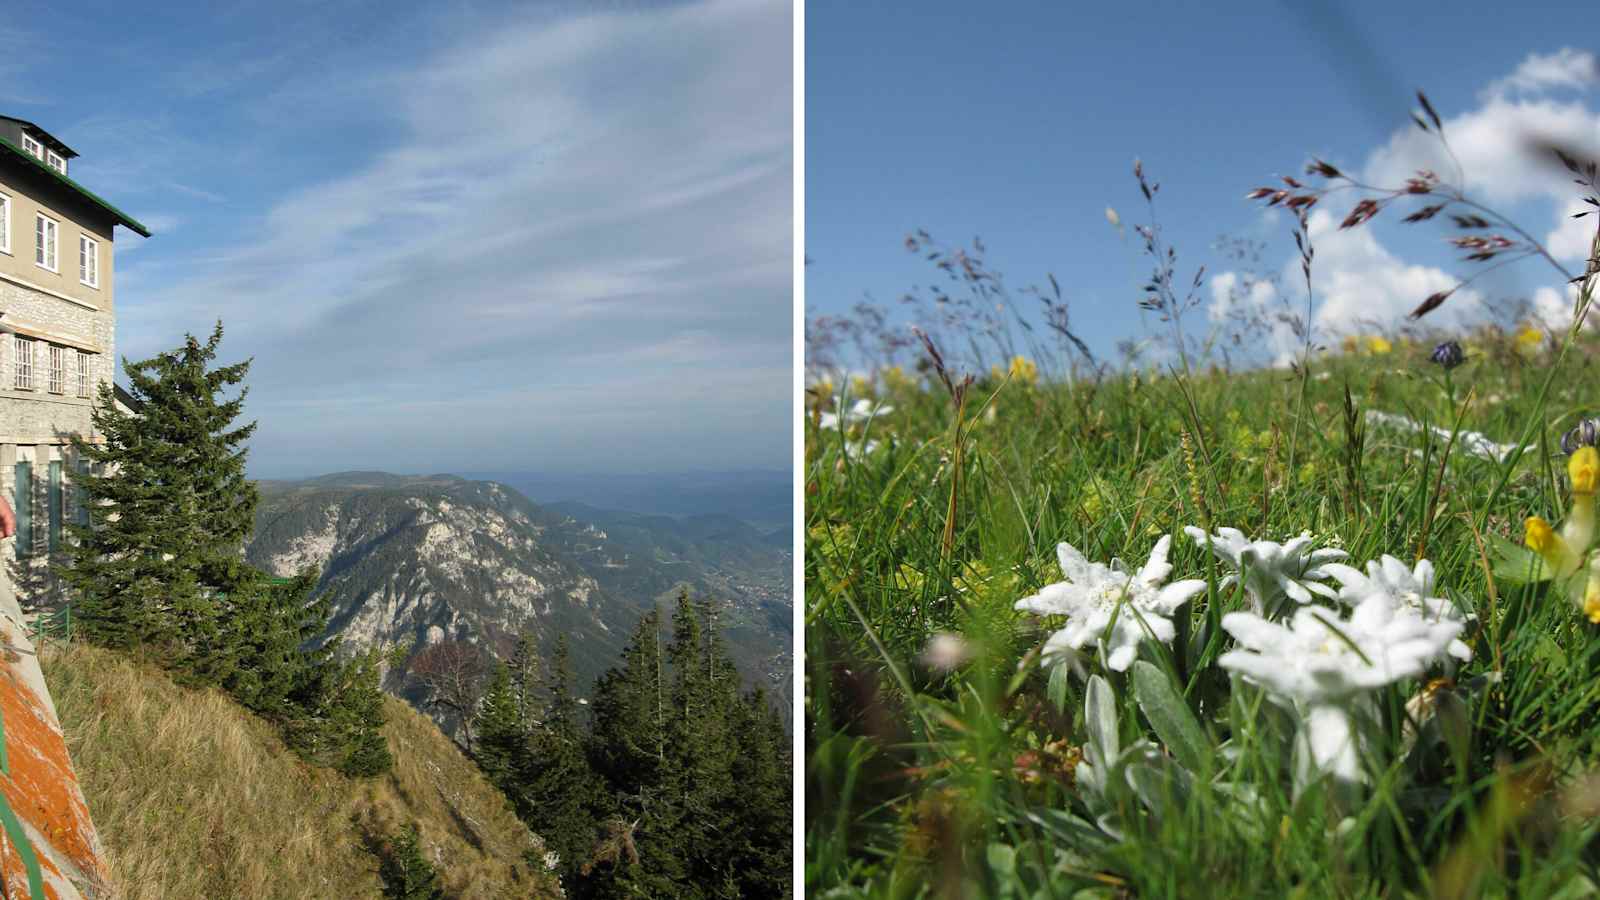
(1213, 49, 1600, 345)
(1362, 95, 1600, 207)
(1483, 48, 1600, 100)
(1302, 209, 1482, 335)
(1547, 197, 1598, 263)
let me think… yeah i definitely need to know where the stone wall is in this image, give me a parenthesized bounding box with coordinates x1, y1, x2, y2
(0, 274, 112, 448)
(0, 275, 108, 612)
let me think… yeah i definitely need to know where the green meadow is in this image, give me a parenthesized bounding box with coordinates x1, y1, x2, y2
(805, 319, 1600, 897)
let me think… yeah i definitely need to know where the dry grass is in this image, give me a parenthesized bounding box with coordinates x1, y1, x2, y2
(39, 643, 562, 899)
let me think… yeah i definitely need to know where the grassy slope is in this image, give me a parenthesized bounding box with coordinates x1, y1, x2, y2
(40, 643, 562, 900)
(807, 335, 1600, 896)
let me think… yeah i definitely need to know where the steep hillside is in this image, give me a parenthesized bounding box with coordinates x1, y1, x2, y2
(243, 473, 792, 731)
(40, 643, 561, 899)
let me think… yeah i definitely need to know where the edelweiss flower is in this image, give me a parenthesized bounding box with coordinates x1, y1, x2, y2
(1323, 555, 1472, 661)
(818, 398, 893, 460)
(1184, 526, 1345, 613)
(1219, 599, 1462, 782)
(819, 398, 892, 431)
(1015, 535, 1205, 672)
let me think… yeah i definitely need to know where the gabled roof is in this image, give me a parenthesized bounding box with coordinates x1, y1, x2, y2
(0, 135, 150, 237)
(0, 116, 78, 159)
(114, 383, 143, 413)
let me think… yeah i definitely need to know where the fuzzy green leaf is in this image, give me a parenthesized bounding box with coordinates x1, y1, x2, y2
(1131, 660, 1209, 771)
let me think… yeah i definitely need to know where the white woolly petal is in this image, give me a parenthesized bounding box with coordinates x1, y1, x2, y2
(1056, 542, 1092, 583)
(1304, 705, 1362, 783)
(1321, 562, 1368, 589)
(1137, 534, 1174, 585)
(1219, 650, 1298, 693)
(1281, 577, 1312, 605)
(1412, 559, 1435, 593)
(1379, 555, 1413, 589)
(1154, 579, 1206, 612)
(1220, 611, 1290, 650)
(1106, 643, 1139, 672)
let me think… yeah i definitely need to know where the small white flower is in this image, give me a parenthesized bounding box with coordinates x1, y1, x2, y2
(1015, 535, 1206, 672)
(920, 632, 972, 672)
(1184, 526, 1345, 613)
(820, 398, 892, 460)
(1322, 555, 1472, 661)
(1219, 598, 1463, 783)
(841, 438, 882, 460)
(819, 398, 892, 431)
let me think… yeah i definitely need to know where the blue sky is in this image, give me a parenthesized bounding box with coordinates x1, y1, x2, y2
(807, 0, 1600, 372)
(3, 0, 791, 478)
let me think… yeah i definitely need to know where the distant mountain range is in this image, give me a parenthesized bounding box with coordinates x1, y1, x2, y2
(457, 469, 791, 530)
(244, 472, 792, 735)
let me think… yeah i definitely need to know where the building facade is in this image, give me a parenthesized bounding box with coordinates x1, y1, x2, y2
(0, 116, 147, 610)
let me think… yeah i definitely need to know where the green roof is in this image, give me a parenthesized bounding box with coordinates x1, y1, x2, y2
(0, 136, 150, 238)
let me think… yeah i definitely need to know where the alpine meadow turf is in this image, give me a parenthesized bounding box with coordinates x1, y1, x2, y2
(805, 326, 1600, 897)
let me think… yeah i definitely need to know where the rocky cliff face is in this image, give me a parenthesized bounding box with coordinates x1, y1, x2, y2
(245, 473, 791, 731)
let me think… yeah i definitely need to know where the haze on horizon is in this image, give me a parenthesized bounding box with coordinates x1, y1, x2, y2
(4, 0, 792, 475)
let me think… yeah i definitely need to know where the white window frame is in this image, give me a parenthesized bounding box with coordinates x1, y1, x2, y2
(0, 192, 9, 255)
(34, 214, 57, 272)
(14, 336, 34, 390)
(79, 234, 98, 287)
(75, 351, 91, 398)
(45, 150, 65, 175)
(19, 134, 41, 159)
(47, 344, 64, 394)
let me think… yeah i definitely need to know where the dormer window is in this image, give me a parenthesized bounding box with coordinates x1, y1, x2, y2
(19, 133, 41, 159)
(45, 150, 65, 175)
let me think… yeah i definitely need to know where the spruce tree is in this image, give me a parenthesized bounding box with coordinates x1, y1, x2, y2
(377, 823, 444, 900)
(726, 689, 792, 897)
(508, 629, 541, 729)
(64, 322, 259, 677)
(520, 635, 597, 883)
(325, 646, 395, 777)
(586, 606, 665, 799)
(473, 662, 524, 792)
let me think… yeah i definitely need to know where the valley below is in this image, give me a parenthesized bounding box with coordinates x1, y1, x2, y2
(244, 472, 793, 735)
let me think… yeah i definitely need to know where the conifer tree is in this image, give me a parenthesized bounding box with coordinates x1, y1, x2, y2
(508, 629, 541, 729)
(473, 662, 524, 791)
(587, 606, 665, 798)
(377, 823, 444, 900)
(521, 635, 597, 883)
(323, 646, 395, 777)
(64, 322, 259, 674)
(726, 688, 792, 897)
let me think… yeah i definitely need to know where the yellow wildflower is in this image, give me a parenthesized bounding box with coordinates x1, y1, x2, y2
(1570, 446, 1599, 495)
(881, 365, 914, 393)
(1367, 335, 1392, 355)
(991, 355, 1039, 387)
(1527, 515, 1581, 578)
(1341, 335, 1360, 355)
(1516, 325, 1543, 353)
(1584, 556, 1600, 624)
(850, 375, 873, 398)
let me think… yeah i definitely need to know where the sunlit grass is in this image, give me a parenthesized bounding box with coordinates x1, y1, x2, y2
(806, 332, 1600, 897)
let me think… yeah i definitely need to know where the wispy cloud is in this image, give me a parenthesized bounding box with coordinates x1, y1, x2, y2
(107, 0, 792, 474)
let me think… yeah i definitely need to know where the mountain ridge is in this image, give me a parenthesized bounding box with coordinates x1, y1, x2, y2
(244, 472, 792, 736)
